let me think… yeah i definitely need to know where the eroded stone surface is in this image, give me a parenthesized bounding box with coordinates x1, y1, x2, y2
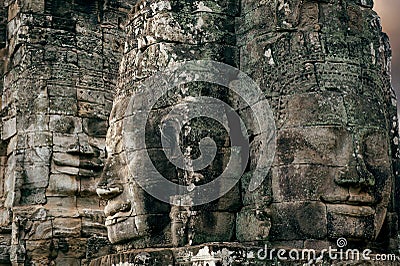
(0, 0, 133, 264)
(0, 0, 398, 265)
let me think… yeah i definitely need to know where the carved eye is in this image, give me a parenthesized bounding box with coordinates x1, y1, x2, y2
(363, 130, 390, 168)
(83, 118, 108, 137)
(51, 116, 75, 134)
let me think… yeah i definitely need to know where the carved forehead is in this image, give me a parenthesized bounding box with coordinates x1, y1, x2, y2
(275, 92, 388, 131)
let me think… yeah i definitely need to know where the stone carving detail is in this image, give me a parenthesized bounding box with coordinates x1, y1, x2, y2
(0, 0, 132, 264)
(0, 0, 397, 265)
(93, 0, 399, 265)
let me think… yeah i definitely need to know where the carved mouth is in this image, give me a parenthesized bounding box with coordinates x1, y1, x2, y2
(104, 201, 132, 217)
(320, 194, 376, 206)
(105, 216, 130, 226)
(326, 204, 375, 217)
(53, 154, 104, 176)
(321, 194, 377, 217)
(104, 201, 132, 226)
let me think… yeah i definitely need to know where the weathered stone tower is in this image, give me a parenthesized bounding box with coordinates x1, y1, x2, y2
(0, 0, 399, 265)
(0, 0, 132, 264)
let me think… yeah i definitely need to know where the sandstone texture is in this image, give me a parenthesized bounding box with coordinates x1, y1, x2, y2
(0, 0, 399, 265)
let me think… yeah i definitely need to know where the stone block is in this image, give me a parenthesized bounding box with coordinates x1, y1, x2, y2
(53, 237, 86, 259)
(327, 204, 374, 240)
(78, 102, 108, 120)
(1, 117, 16, 140)
(52, 152, 79, 168)
(85, 236, 111, 260)
(77, 71, 104, 90)
(46, 196, 78, 218)
(54, 257, 80, 266)
(237, 2, 275, 35)
(19, 187, 46, 205)
(49, 115, 82, 134)
(0, 208, 11, 227)
(77, 52, 103, 71)
(81, 211, 107, 237)
(271, 165, 348, 202)
(343, 93, 387, 129)
(269, 201, 327, 241)
(53, 218, 81, 238)
(49, 96, 78, 116)
(77, 88, 105, 104)
(77, 196, 100, 211)
(236, 207, 271, 242)
(25, 240, 53, 263)
(82, 118, 108, 138)
(26, 132, 52, 147)
(24, 147, 51, 164)
(47, 174, 79, 196)
(274, 126, 352, 167)
(79, 177, 99, 197)
(25, 220, 52, 240)
(190, 211, 235, 245)
(106, 214, 170, 245)
(47, 83, 76, 98)
(280, 92, 347, 128)
(53, 133, 79, 153)
(241, 171, 272, 209)
(21, 164, 49, 187)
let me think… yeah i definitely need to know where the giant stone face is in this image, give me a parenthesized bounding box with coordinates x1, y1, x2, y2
(268, 90, 393, 242)
(96, 0, 399, 255)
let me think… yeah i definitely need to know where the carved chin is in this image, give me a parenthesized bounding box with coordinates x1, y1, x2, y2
(326, 205, 386, 240)
(106, 214, 170, 245)
(107, 216, 142, 244)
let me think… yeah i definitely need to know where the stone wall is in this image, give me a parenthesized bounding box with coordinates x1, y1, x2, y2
(0, 0, 398, 265)
(96, 0, 400, 264)
(0, 0, 131, 264)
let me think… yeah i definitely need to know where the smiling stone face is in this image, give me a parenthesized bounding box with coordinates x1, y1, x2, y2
(96, 0, 241, 248)
(93, 1, 399, 265)
(235, 0, 399, 249)
(50, 116, 106, 181)
(268, 92, 393, 242)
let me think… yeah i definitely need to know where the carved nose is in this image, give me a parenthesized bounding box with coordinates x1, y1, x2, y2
(96, 185, 123, 200)
(96, 156, 123, 200)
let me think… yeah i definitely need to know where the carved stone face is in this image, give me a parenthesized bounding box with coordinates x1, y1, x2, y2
(96, 97, 171, 245)
(98, 82, 395, 246)
(96, 0, 397, 249)
(268, 91, 393, 242)
(50, 116, 107, 180)
(45, 99, 109, 202)
(97, 95, 238, 245)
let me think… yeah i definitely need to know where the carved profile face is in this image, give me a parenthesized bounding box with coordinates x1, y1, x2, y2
(268, 90, 394, 242)
(96, 96, 172, 245)
(97, 93, 238, 245)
